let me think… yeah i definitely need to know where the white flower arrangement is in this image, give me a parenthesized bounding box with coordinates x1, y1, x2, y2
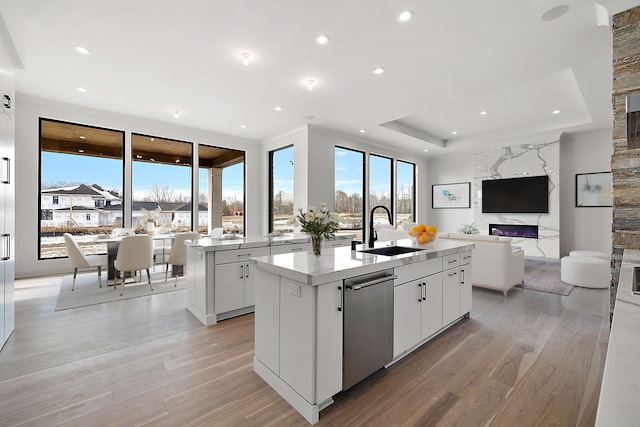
(288, 203, 341, 239)
(140, 208, 162, 224)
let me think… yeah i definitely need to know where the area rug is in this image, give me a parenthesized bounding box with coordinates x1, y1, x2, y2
(523, 258, 574, 296)
(55, 269, 187, 311)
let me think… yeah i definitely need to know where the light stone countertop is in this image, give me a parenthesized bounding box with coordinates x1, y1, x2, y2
(185, 233, 355, 252)
(251, 238, 475, 286)
(596, 249, 640, 426)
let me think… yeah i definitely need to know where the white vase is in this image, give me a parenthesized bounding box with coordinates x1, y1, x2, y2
(146, 222, 155, 234)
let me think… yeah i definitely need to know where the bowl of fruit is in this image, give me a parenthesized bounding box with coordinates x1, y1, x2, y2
(408, 224, 438, 245)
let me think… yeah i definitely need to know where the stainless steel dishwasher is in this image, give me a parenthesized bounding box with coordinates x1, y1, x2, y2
(343, 269, 395, 390)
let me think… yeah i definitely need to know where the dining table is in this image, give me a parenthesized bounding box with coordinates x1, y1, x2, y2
(93, 233, 176, 281)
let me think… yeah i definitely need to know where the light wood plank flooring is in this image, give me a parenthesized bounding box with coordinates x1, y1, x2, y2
(0, 273, 609, 426)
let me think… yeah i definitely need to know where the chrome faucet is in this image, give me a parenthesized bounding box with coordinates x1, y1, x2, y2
(368, 205, 392, 247)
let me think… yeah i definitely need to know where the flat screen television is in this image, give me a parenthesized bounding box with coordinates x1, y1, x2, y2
(482, 175, 549, 213)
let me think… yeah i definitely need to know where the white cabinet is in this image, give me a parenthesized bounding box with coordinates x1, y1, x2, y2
(393, 258, 443, 358)
(214, 246, 270, 314)
(0, 34, 15, 350)
(254, 267, 342, 421)
(442, 251, 472, 326)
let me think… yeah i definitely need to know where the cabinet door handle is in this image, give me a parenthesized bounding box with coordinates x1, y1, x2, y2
(448, 259, 458, 264)
(423, 282, 426, 301)
(460, 269, 465, 285)
(448, 271, 457, 277)
(240, 264, 244, 279)
(245, 263, 249, 278)
(1, 157, 9, 184)
(338, 285, 343, 311)
(237, 253, 251, 257)
(3, 94, 10, 109)
(2, 234, 9, 261)
(291, 247, 303, 252)
(418, 283, 422, 302)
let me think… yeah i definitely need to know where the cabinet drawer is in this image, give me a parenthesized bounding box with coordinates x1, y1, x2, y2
(460, 250, 472, 265)
(271, 243, 312, 255)
(395, 257, 442, 285)
(215, 246, 270, 265)
(326, 238, 351, 248)
(443, 253, 460, 270)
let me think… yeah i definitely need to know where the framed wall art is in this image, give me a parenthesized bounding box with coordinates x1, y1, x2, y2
(432, 182, 471, 209)
(575, 172, 612, 207)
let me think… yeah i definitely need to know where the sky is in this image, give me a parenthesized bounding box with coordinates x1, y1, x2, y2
(42, 148, 413, 204)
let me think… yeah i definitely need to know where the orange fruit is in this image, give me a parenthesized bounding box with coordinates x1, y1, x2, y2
(425, 225, 437, 235)
(418, 233, 431, 244)
(417, 224, 427, 232)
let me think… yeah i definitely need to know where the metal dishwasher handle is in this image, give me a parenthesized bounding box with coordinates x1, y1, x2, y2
(346, 274, 397, 290)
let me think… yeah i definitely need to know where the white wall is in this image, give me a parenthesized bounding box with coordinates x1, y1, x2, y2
(559, 130, 612, 255)
(15, 95, 262, 277)
(427, 153, 474, 233)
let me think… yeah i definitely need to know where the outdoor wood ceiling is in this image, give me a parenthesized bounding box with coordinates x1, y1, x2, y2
(40, 119, 245, 168)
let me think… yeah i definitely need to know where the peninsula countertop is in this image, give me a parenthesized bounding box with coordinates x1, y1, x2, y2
(596, 248, 640, 426)
(185, 233, 355, 252)
(250, 238, 475, 286)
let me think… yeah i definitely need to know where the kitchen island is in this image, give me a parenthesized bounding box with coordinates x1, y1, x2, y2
(184, 234, 353, 325)
(251, 238, 474, 424)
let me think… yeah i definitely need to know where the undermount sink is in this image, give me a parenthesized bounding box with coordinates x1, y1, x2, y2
(358, 246, 422, 256)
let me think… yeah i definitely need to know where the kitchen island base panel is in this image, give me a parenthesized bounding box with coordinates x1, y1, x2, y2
(185, 302, 253, 326)
(254, 358, 330, 425)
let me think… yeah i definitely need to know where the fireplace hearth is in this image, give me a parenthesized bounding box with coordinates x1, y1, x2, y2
(489, 223, 538, 239)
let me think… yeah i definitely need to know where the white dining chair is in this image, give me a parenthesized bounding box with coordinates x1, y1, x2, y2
(165, 232, 200, 286)
(210, 227, 224, 238)
(153, 226, 172, 269)
(114, 235, 154, 296)
(63, 233, 103, 291)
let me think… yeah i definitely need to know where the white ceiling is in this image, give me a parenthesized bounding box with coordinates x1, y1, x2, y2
(16, 0, 640, 157)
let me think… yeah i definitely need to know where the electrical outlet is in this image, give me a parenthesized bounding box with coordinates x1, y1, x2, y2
(289, 283, 301, 297)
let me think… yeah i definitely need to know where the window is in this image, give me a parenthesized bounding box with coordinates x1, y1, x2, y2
(39, 119, 124, 259)
(369, 154, 393, 226)
(86, 214, 91, 221)
(198, 144, 245, 236)
(132, 134, 193, 232)
(335, 147, 365, 240)
(396, 160, 415, 225)
(269, 145, 294, 233)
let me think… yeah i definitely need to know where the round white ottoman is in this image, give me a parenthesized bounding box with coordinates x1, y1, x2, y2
(569, 250, 609, 261)
(561, 256, 609, 288)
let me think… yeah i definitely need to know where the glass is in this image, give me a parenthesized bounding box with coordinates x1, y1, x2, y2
(335, 147, 365, 241)
(269, 145, 294, 233)
(396, 160, 415, 225)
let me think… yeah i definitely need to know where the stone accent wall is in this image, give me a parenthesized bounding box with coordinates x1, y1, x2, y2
(611, 6, 640, 319)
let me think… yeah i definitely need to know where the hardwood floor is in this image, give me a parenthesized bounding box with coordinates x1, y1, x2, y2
(0, 273, 609, 426)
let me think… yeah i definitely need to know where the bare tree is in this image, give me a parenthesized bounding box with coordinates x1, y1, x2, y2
(42, 180, 84, 189)
(146, 185, 175, 203)
(199, 192, 208, 204)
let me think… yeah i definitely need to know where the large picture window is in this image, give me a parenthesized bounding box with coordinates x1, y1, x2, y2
(132, 134, 193, 232)
(269, 145, 294, 233)
(335, 147, 365, 240)
(396, 160, 415, 225)
(39, 119, 124, 259)
(198, 144, 245, 236)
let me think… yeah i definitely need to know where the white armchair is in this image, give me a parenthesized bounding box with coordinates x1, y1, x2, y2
(63, 233, 103, 291)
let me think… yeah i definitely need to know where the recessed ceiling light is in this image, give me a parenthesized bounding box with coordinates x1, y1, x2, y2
(74, 46, 91, 55)
(240, 124, 247, 128)
(373, 67, 385, 75)
(79, 135, 86, 139)
(316, 35, 330, 44)
(540, 5, 569, 22)
(451, 131, 458, 135)
(150, 137, 155, 141)
(78, 149, 85, 153)
(359, 129, 365, 133)
(173, 110, 180, 118)
(480, 110, 488, 115)
(136, 154, 143, 159)
(241, 52, 251, 66)
(274, 106, 283, 111)
(552, 109, 561, 114)
(306, 79, 315, 90)
(76, 87, 87, 93)
(397, 10, 414, 22)
(423, 149, 429, 152)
